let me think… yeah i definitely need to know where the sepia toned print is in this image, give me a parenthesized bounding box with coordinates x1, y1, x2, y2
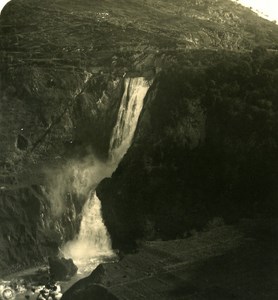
(1, 1, 278, 299)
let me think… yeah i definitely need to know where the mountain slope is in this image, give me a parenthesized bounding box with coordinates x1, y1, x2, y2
(2, 0, 278, 59)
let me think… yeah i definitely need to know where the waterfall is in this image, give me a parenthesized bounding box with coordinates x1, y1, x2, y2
(78, 193, 112, 253)
(109, 77, 150, 162)
(62, 77, 151, 271)
(62, 192, 113, 270)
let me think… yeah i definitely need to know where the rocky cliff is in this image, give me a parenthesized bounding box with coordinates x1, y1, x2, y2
(98, 50, 278, 249)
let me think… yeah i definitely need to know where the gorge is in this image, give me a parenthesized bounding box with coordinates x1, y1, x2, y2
(1, 0, 278, 299)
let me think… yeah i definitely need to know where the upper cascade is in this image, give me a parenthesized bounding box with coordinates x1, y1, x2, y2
(109, 77, 151, 163)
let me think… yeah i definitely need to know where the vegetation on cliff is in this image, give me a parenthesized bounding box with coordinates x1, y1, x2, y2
(98, 49, 278, 248)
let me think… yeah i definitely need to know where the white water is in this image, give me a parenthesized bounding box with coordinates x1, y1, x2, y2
(109, 77, 150, 162)
(62, 77, 151, 272)
(62, 192, 114, 272)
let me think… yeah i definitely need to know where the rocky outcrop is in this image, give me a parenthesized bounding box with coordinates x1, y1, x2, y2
(48, 256, 78, 281)
(61, 264, 120, 300)
(62, 284, 119, 300)
(98, 51, 278, 249)
(0, 184, 82, 275)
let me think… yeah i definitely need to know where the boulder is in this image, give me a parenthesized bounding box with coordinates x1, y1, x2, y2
(48, 257, 78, 281)
(61, 284, 119, 300)
(61, 265, 119, 300)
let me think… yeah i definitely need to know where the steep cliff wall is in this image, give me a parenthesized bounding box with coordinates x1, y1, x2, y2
(98, 51, 278, 249)
(0, 64, 128, 273)
(0, 53, 128, 273)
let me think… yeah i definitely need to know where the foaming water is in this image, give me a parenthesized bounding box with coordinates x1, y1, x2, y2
(62, 192, 115, 271)
(61, 77, 151, 273)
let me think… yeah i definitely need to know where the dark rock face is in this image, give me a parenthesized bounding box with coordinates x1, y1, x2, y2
(48, 256, 78, 281)
(62, 284, 119, 300)
(61, 265, 119, 300)
(0, 185, 81, 275)
(16, 134, 29, 150)
(0, 186, 51, 273)
(98, 51, 278, 250)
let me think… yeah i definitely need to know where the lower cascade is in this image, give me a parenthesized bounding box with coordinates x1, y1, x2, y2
(62, 192, 114, 272)
(62, 77, 151, 272)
